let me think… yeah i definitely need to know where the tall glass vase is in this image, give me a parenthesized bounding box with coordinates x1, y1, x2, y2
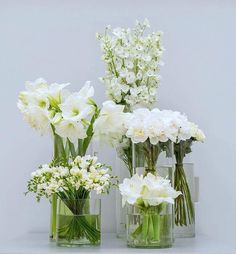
(132, 140, 174, 179)
(115, 158, 131, 238)
(50, 132, 66, 240)
(174, 163, 196, 238)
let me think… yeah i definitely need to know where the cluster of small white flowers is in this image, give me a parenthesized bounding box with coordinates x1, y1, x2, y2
(125, 108, 205, 144)
(97, 19, 164, 109)
(119, 173, 181, 208)
(18, 78, 97, 143)
(27, 155, 112, 201)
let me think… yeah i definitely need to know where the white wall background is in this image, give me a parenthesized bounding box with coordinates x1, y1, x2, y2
(1, 0, 236, 240)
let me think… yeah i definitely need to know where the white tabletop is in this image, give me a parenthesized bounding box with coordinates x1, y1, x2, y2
(0, 233, 235, 254)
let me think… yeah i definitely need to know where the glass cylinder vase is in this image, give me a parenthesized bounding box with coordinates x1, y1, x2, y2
(116, 158, 132, 238)
(132, 140, 174, 179)
(174, 163, 195, 238)
(56, 199, 101, 247)
(127, 204, 173, 248)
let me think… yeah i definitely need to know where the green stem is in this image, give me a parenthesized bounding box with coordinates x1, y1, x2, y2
(50, 194, 57, 240)
(142, 213, 149, 243)
(152, 214, 160, 241)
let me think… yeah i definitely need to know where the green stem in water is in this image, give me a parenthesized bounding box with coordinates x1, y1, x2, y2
(50, 194, 57, 240)
(174, 164, 195, 226)
(152, 214, 160, 241)
(142, 214, 149, 243)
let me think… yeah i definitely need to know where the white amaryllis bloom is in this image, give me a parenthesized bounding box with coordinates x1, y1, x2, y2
(55, 119, 87, 143)
(97, 19, 164, 109)
(119, 173, 181, 208)
(17, 78, 70, 135)
(18, 79, 98, 144)
(93, 100, 127, 145)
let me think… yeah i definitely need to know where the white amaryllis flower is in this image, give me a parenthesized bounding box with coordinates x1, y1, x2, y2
(119, 173, 181, 208)
(59, 81, 95, 121)
(93, 100, 127, 145)
(18, 79, 98, 144)
(17, 78, 70, 135)
(54, 119, 87, 143)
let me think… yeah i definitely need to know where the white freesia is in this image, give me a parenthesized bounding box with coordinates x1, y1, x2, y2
(27, 155, 113, 200)
(119, 173, 181, 208)
(97, 19, 164, 109)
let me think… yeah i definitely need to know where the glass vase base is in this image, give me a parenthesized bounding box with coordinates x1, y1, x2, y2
(57, 238, 101, 247)
(174, 224, 195, 238)
(127, 239, 172, 249)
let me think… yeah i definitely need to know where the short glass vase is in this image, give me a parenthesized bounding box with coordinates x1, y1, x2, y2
(127, 204, 173, 248)
(56, 198, 101, 247)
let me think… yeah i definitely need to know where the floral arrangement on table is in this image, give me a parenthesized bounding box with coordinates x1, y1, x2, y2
(119, 173, 181, 247)
(17, 18, 206, 249)
(94, 102, 205, 236)
(96, 19, 164, 111)
(18, 78, 100, 240)
(26, 155, 113, 245)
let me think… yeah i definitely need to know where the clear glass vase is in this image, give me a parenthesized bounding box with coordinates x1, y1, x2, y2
(115, 158, 131, 238)
(132, 140, 174, 178)
(174, 163, 195, 238)
(56, 199, 101, 247)
(127, 204, 173, 248)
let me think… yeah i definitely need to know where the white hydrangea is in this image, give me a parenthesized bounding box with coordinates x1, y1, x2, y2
(27, 155, 113, 201)
(119, 173, 181, 208)
(97, 19, 164, 110)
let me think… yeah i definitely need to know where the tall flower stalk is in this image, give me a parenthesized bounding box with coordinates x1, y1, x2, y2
(18, 78, 100, 240)
(97, 19, 164, 111)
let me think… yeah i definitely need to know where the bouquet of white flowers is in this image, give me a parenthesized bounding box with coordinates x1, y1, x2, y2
(174, 123, 205, 227)
(18, 78, 100, 162)
(97, 19, 164, 111)
(18, 78, 100, 240)
(119, 173, 181, 247)
(94, 103, 205, 230)
(26, 155, 114, 245)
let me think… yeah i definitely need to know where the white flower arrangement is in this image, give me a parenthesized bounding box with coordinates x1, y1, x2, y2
(119, 173, 181, 208)
(27, 155, 113, 201)
(94, 104, 205, 146)
(125, 108, 205, 144)
(97, 19, 164, 110)
(18, 78, 98, 143)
